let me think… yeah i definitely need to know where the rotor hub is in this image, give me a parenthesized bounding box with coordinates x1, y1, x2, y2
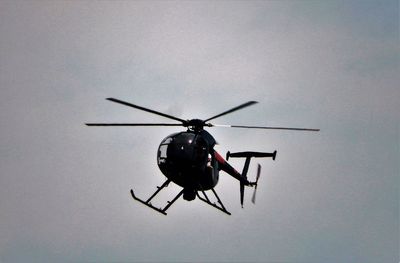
(186, 119, 206, 131)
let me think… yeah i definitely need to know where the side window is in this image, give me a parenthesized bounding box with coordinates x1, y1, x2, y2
(162, 137, 173, 144)
(158, 144, 168, 164)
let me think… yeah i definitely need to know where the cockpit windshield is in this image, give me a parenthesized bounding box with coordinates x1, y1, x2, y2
(157, 132, 209, 167)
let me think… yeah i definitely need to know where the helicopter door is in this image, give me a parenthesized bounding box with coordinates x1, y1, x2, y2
(211, 152, 219, 186)
(204, 152, 219, 188)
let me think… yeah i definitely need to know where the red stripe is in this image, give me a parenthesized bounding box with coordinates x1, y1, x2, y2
(214, 151, 226, 164)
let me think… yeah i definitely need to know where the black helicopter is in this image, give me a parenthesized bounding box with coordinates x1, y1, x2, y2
(86, 98, 319, 215)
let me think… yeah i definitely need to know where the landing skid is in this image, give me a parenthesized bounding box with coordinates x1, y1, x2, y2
(131, 180, 231, 216)
(130, 179, 183, 215)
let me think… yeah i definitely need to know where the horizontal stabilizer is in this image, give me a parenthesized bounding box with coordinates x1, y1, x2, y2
(226, 151, 277, 161)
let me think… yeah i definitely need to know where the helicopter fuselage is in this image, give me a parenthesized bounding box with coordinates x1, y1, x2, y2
(157, 130, 221, 200)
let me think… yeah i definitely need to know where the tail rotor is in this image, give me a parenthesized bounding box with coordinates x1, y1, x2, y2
(251, 164, 261, 204)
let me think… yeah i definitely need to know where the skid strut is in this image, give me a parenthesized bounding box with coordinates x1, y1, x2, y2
(197, 188, 231, 215)
(130, 179, 183, 215)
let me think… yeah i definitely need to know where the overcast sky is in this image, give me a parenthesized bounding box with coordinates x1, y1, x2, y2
(0, 1, 398, 262)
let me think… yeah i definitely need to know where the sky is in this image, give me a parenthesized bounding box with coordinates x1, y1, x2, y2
(0, 1, 398, 262)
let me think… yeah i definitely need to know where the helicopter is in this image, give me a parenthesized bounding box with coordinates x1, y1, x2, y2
(86, 98, 319, 215)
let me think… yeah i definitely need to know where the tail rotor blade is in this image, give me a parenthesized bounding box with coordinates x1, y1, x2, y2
(251, 186, 257, 204)
(240, 181, 245, 208)
(251, 164, 261, 204)
(256, 163, 261, 182)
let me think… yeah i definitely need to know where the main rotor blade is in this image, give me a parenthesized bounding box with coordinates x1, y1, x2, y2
(85, 123, 183, 127)
(204, 101, 258, 122)
(210, 124, 320, 132)
(106, 98, 186, 123)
